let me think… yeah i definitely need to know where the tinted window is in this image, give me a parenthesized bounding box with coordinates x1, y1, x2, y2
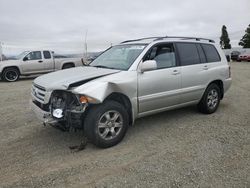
(176, 43, 200, 66)
(43, 51, 51, 59)
(145, 43, 176, 69)
(201, 44, 221, 62)
(25, 51, 42, 60)
(196, 44, 206, 63)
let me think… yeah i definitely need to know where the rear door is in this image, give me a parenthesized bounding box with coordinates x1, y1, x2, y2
(138, 43, 181, 114)
(175, 42, 209, 103)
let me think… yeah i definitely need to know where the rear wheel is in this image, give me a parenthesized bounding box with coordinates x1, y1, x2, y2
(84, 101, 129, 148)
(198, 84, 221, 114)
(2, 68, 20, 82)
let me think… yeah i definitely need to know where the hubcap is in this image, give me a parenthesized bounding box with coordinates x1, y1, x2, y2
(98, 110, 123, 140)
(5, 70, 18, 81)
(207, 89, 219, 109)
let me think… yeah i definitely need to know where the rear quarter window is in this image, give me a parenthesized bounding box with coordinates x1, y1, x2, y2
(201, 44, 221, 63)
(43, 51, 52, 59)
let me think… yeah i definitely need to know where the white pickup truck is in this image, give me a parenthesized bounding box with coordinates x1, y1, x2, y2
(0, 50, 84, 82)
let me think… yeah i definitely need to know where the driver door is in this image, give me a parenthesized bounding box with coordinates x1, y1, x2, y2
(21, 51, 44, 74)
(138, 43, 181, 115)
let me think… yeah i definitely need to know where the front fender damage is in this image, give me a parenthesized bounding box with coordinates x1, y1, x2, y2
(72, 72, 138, 122)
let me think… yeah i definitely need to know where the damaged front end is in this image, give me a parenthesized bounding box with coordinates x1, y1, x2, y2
(50, 90, 88, 130)
(32, 90, 89, 131)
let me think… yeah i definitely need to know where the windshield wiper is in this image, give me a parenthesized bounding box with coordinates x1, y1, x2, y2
(92, 65, 116, 69)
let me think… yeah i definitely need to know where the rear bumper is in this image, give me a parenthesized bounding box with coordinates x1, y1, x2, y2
(224, 78, 232, 93)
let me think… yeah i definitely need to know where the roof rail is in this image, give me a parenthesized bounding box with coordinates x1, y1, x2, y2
(121, 36, 215, 44)
(154, 36, 215, 43)
(120, 36, 162, 44)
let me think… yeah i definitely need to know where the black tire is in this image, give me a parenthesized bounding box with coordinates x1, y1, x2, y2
(2, 67, 20, 82)
(84, 100, 129, 148)
(198, 83, 221, 114)
(62, 63, 74, 69)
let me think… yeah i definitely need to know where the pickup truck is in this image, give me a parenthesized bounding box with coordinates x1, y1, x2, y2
(0, 50, 84, 82)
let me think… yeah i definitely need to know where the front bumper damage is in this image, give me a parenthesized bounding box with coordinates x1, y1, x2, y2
(30, 90, 88, 131)
(30, 100, 55, 124)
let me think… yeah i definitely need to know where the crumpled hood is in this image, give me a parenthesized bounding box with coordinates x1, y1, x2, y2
(33, 66, 120, 91)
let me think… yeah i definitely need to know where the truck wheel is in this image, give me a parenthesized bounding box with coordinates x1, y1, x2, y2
(198, 83, 221, 114)
(62, 63, 74, 69)
(84, 100, 129, 148)
(2, 68, 20, 82)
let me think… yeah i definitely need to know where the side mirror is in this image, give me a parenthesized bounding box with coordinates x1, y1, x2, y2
(140, 60, 157, 72)
(23, 57, 28, 61)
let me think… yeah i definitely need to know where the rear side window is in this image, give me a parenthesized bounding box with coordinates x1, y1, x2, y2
(201, 44, 221, 63)
(43, 51, 51, 59)
(176, 43, 200, 66)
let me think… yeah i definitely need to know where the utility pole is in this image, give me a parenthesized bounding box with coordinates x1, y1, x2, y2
(0, 42, 3, 62)
(84, 29, 88, 60)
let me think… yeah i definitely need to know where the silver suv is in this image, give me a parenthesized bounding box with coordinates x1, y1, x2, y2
(31, 36, 232, 148)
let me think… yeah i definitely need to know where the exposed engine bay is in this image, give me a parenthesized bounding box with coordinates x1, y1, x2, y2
(49, 90, 87, 130)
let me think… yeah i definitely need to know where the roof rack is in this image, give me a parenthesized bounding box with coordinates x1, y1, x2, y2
(121, 36, 215, 44)
(120, 37, 162, 44)
(155, 36, 215, 43)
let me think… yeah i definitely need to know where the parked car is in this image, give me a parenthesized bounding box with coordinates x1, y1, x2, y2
(230, 51, 241, 61)
(238, 53, 250, 62)
(0, 50, 85, 82)
(30, 36, 232, 148)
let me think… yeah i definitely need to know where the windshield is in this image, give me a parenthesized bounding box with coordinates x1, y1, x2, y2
(15, 51, 30, 60)
(90, 44, 146, 70)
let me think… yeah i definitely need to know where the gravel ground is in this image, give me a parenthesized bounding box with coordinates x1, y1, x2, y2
(0, 62, 249, 188)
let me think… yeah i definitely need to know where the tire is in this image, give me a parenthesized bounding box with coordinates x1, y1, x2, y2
(62, 63, 74, 69)
(2, 67, 20, 82)
(198, 83, 221, 114)
(84, 100, 129, 148)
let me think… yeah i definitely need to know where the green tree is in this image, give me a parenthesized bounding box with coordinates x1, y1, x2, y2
(239, 24, 250, 48)
(220, 25, 232, 49)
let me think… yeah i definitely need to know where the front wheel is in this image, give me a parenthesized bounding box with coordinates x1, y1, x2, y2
(84, 101, 129, 148)
(198, 84, 221, 114)
(2, 68, 20, 82)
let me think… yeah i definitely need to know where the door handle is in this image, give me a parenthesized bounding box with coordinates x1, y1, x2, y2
(38, 60, 43, 63)
(172, 70, 180, 75)
(203, 65, 209, 70)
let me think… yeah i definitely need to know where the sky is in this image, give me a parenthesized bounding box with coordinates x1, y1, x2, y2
(0, 0, 249, 55)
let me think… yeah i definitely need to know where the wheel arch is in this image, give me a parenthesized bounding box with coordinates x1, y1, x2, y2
(62, 62, 75, 69)
(104, 92, 133, 125)
(2, 66, 21, 74)
(207, 80, 224, 99)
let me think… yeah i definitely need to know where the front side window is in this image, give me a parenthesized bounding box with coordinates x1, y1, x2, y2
(201, 44, 221, 63)
(90, 44, 146, 70)
(144, 43, 176, 69)
(25, 51, 42, 60)
(176, 43, 200, 66)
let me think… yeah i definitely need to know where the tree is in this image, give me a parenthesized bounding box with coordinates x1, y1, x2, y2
(239, 24, 250, 48)
(220, 25, 232, 49)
